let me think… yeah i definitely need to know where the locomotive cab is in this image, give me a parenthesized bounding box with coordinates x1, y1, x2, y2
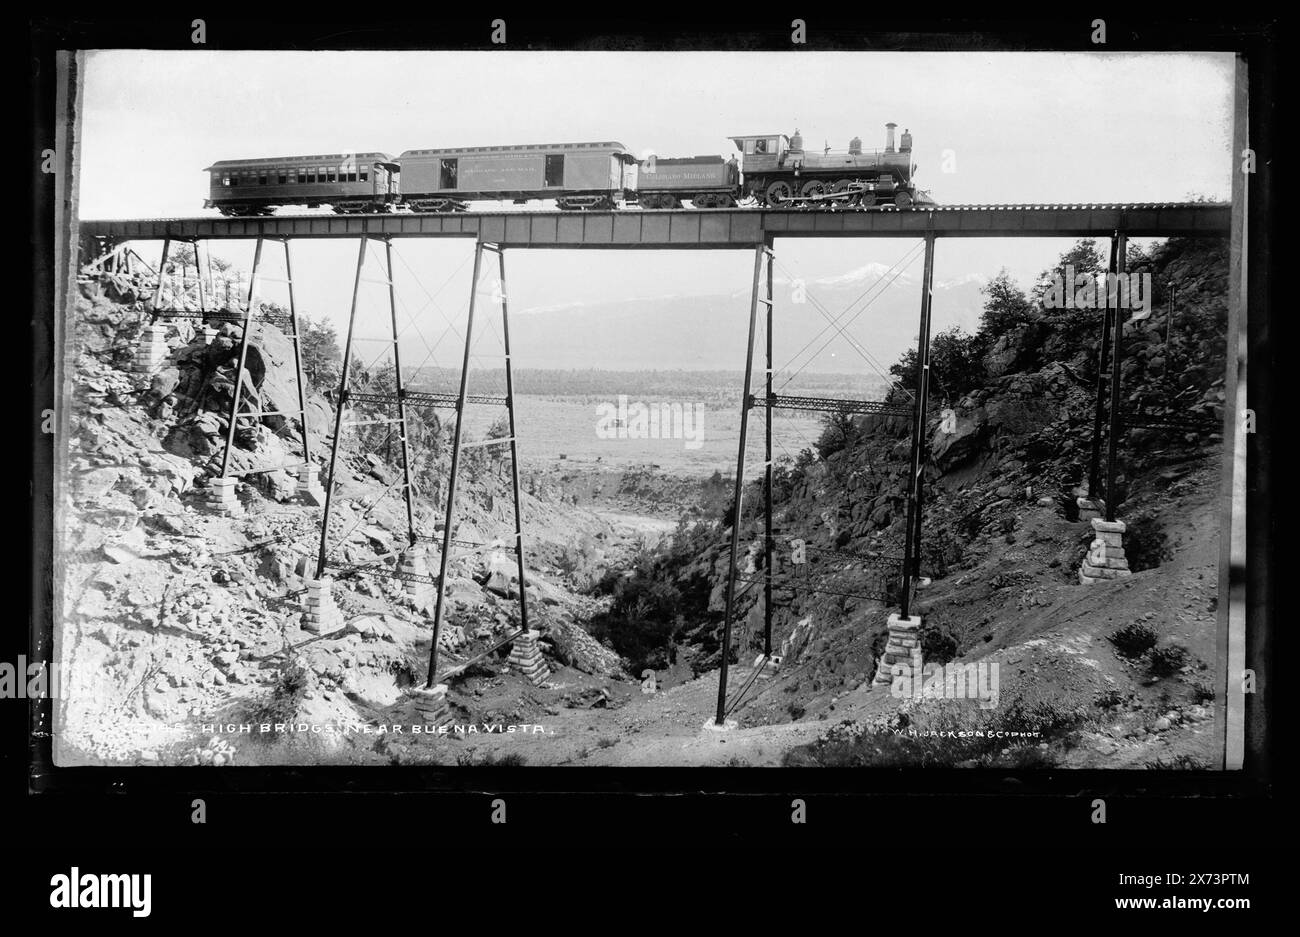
(729, 134, 789, 178)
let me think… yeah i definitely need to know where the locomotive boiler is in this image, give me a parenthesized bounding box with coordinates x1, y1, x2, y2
(730, 123, 918, 208)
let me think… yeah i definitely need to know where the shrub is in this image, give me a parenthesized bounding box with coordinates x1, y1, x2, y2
(299, 314, 342, 395)
(1094, 687, 1125, 709)
(981, 268, 1037, 336)
(699, 469, 731, 522)
(456, 750, 527, 767)
(889, 327, 988, 398)
(1148, 642, 1192, 677)
(1144, 754, 1208, 770)
(918, 626, 958, 665)
(1110, 622, 1158, 659)
(245, 653, 311, 727)
(815, 411, 859, 459)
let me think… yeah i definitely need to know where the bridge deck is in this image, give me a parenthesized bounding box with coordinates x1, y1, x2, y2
(79, 203, 1229, 248)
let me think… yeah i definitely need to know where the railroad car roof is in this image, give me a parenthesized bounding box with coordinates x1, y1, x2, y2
(204, 153, 392, 170)
(398, 142, 628, 157)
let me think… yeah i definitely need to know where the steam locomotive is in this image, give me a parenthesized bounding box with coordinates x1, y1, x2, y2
(204, 123, 930, 216)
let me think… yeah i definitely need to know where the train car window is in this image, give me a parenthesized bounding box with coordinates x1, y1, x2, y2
(259, 173, 268, 185)
(744, 140, 756, 155)
(325, 168, 334, 182)
(222, 175, 231, 186)
(360, 167, 369, 182)
(278, 171, 288, 184)
(297, 169, 306, 184)
(754, 139, 768, 154)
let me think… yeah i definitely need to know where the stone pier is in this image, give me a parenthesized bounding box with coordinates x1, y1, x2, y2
(872, 613, 922, 686)
(1076, 497, 1106, 522)
(205, 476, 240, 514)
(302, 577, 344, 635)
(750, 653, 781, 680)
(507, 630, 550, 686)
(132, 324, 170, 378)
(1079, 518, 1133, 584)
(409, 683, 456, 729)
(397, 545, 434, 605)
(296, 464, 326, 506)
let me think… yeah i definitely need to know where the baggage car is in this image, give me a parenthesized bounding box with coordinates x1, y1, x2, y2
(395, 141, 637, 211)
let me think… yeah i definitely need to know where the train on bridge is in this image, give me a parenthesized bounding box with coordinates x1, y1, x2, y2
(204, 123, 935, 216)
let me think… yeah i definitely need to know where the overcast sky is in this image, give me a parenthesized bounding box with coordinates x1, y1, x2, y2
(78, 50, 1234, 366)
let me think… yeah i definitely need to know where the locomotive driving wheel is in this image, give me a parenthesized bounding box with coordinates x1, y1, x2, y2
(765, 180, 793, 205)
(800, 180, 828, 199)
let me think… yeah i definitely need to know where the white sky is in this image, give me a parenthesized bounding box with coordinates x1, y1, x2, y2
(78, 50, 1234, 362)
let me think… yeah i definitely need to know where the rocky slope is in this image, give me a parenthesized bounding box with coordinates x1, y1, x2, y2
(581, 236, 1229, 768)
(56, 291, 631, 766)
(56, 235, 1230, 769)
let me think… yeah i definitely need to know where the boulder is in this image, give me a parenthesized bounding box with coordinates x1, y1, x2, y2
(150, 367, 181, 399)
(983, 323, 1046, 378)
(930, 410, 988, 472)
(547, 618, 624, 676)
(77, 467, 121, 501)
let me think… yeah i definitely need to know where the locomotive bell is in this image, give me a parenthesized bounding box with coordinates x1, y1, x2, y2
(849, 135, 862, 155)
(790, 128, 803, 152)
(900, 128, 913, 152)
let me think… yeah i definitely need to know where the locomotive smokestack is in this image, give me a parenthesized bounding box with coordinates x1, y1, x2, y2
(885, 123, 897, 153)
